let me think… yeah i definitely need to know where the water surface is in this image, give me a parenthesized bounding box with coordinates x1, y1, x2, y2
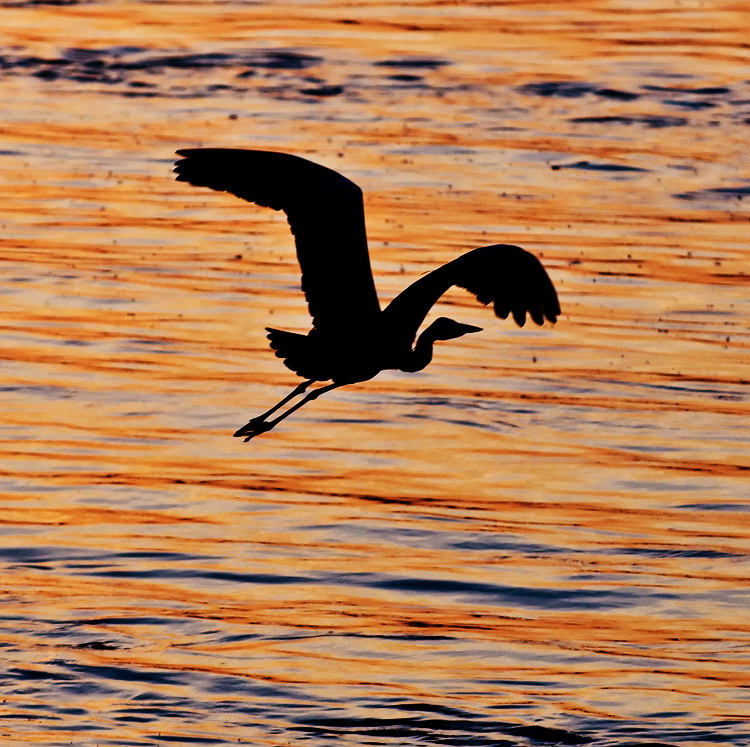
(1, 1, 749, 745)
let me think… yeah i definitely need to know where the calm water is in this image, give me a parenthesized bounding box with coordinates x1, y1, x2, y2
(1, 1, 749, 745)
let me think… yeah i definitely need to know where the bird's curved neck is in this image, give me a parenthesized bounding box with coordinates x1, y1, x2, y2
(399, 328, 437, 373)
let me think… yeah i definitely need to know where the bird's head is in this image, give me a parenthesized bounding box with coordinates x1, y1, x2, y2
(426, 317, 483, 342)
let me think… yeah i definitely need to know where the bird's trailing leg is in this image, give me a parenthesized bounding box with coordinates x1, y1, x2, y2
(234, 381, 346, 441)
(233, 379, 312, 438)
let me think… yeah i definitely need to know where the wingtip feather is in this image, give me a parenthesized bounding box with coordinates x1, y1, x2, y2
(512, 308, 527, 327)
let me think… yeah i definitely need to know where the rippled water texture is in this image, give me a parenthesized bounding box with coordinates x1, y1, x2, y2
(1, 1, 749, 744)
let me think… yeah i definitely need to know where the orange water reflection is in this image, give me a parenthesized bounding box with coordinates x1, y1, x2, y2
(0, 0, 748, 744)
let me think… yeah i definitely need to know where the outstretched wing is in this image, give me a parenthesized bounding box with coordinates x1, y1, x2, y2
(382, 244, 560, 346)
(174, 148, 381, 334)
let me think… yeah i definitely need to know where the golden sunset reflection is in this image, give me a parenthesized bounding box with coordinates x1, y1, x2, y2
(0, 0, 748, 744)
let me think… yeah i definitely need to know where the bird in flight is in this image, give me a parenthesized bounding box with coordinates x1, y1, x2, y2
(174, 149, 560, 440)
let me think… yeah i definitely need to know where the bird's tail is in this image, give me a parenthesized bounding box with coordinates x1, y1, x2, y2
(265, 328, 315, 378)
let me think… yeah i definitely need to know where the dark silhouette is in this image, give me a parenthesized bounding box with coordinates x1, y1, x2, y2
(174, 149, 560, 440)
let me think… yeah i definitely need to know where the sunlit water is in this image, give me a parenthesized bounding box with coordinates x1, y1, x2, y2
(1, 1, 749, 745)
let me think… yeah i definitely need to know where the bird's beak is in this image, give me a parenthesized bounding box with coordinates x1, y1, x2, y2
(450, 322, 483, 339)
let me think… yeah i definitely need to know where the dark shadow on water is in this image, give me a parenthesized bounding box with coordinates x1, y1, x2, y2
(292, 712, 592, 745)
(674, 185, 750, 201)
(570, 115, 688, 128)
(550, 160, 649, 173)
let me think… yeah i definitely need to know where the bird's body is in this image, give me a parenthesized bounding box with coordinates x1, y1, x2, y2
(266, 312, 479, 383)
(174, 148, 560, 439)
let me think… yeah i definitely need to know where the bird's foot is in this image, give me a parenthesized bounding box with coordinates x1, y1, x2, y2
(233, 417, 274, 441)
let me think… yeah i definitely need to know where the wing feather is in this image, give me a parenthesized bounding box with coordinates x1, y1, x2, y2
(382, 244, 560, 345)
(174, 148, 380, 333)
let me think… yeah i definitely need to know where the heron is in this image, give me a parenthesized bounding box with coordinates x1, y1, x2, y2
(173, 148, 560, 440)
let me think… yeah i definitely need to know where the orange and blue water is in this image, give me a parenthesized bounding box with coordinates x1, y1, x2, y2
(0, 1, 748, 744)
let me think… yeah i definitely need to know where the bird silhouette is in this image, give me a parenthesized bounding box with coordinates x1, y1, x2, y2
(173, 148, 560, 440)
